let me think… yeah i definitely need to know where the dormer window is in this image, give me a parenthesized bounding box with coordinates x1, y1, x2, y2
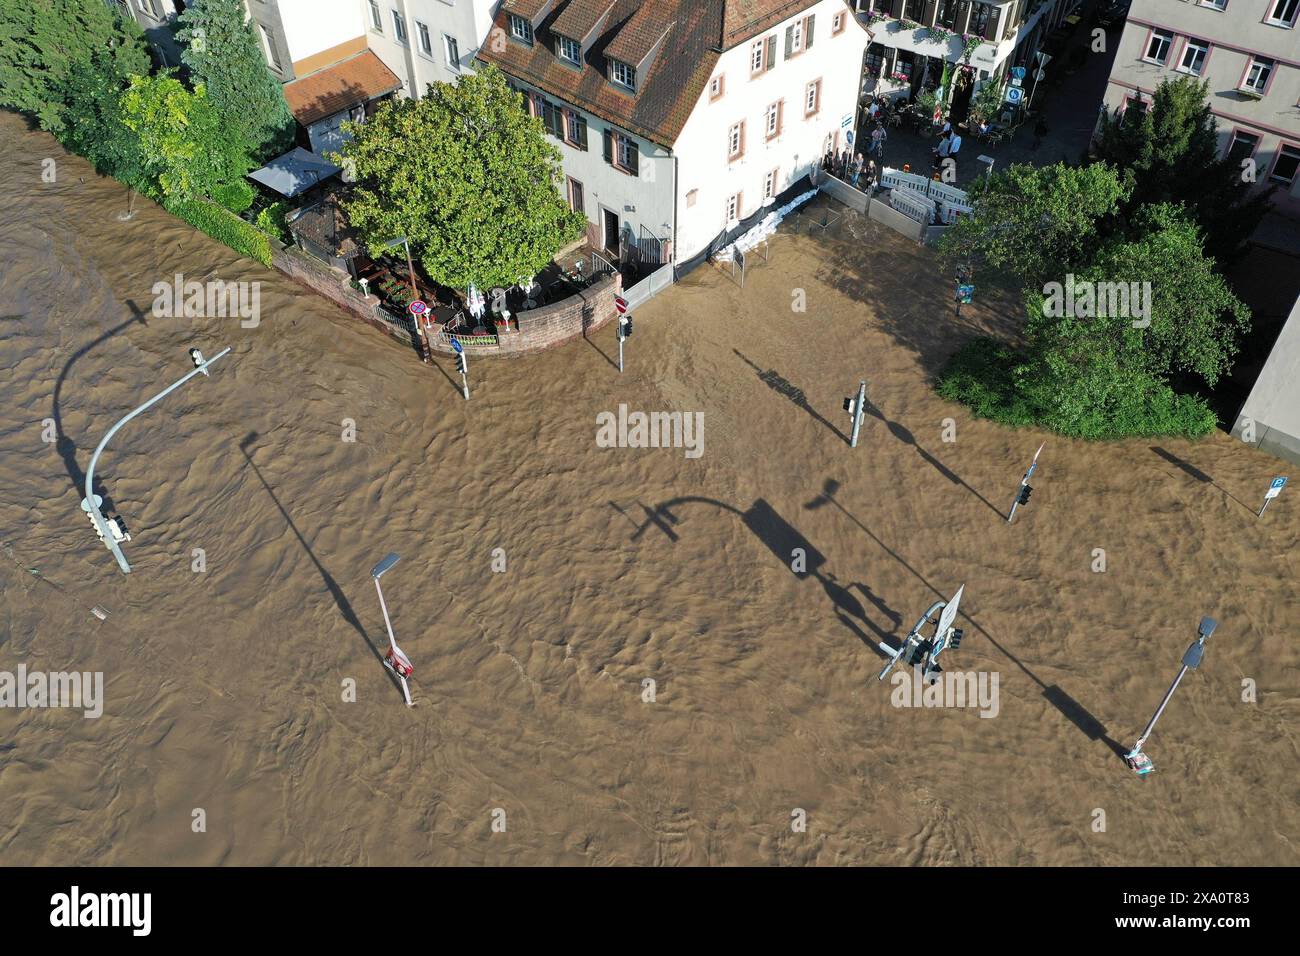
(610, 59, 636, 91)
(557, 34, 582, 65)
(508, 14, 533, 45)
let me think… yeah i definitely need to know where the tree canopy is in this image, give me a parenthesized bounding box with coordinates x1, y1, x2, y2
(0, 0, 149, 133)
(176, 0, 295, 163)
(1093, 76, 1272, 264)
(335, 65, 587, 291)
(120, 74, 250, 204)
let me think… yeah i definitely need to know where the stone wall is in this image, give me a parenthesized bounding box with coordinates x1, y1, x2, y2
(428, 273, 623, 358)
(270, 240, 621, 361)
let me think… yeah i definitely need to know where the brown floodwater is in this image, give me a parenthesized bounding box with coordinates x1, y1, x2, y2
(1, 110, 1296, 865)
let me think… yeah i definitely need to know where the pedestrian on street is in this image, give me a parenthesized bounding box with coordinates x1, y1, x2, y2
(948, 130, 963, 156)
(1032, 116, 1049, 151)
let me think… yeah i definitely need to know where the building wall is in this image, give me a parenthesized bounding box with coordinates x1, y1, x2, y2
(672, 0, 872, 261)
(1101, 0, 1300, 220)
(856, 0, 1063, 93)
(111, 0, 185, 66)
(361, 0, 500, 99)
(508, 80, 678, 261)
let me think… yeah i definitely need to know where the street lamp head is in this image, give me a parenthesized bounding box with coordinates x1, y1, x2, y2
(1198, 616, 1217, 639)
(371, 552, 400, 579)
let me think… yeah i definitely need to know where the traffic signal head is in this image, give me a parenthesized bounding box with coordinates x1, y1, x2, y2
(621, 315, 633, 337)
(1017, 484, 1033, 506)
(189, 348, 210, 375)
(843, 397, 856, 416)
(455, 353, 467, 375)
(948, 628, 964, 650)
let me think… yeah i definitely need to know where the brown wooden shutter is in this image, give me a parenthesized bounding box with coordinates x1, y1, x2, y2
(626, 137, 638, 176)
(923, 0, 937, 26)
(577, 114, 588, 151)
(956, 0, 971, 33)
(890, 0, 905, 17)
(983, 6, 1000, 40)
(603, 127, 613, 163)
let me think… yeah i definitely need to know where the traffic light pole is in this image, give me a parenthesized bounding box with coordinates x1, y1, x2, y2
(849, 381, 866, 448)
(1007, 441, 1045, 523)
(618, 320, 625, 374)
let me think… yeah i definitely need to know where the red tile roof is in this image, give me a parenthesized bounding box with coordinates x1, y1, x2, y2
(283, 50, 403, 127)
(481, 0, 828, 148)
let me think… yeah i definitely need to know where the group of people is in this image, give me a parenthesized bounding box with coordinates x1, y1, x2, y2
(821, 147, 877, 191)
(931, 118, 964, 169)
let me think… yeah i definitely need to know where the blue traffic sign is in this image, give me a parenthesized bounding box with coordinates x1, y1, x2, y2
(1006, 87, 1024, 104)
(1011, 66, 1027, 80)
(1272, 476, 1288, 489)
(451, 338, 463, 355)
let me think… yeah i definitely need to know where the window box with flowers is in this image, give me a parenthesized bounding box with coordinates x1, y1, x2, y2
(900, 18, 921, 30)
(867, 11, 888, 24)
(927, 26, 954, 43)
(961, 34, 982, 62)
(888, 71, 910, 84)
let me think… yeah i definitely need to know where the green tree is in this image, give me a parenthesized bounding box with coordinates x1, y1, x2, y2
(0, 0, 149, 133)
(55, 47, 151, 193)
(120, 73, 250, 203)
(938, 162, 1129, 291)
(176, 0, 295, 163)
(336, 65, 587, 291)
(1094, 76, 1271, 264)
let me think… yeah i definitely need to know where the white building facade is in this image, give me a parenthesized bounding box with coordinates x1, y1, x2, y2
(480, 0, 870, 270)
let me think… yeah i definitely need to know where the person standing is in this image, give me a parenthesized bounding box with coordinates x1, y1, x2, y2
(948, 130, 963, 157)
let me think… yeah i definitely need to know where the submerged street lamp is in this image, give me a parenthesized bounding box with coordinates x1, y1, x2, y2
(1124, 617, 1218, 776)
(372, 552, 415, 707)
(82, 346, 231, 574)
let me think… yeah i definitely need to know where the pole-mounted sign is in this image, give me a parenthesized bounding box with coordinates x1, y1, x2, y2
(451, 337, 469, 401)
(618, 312, 632, 373)
(1258, 476, 1287, 518)
(1124, 617, 1217, 776)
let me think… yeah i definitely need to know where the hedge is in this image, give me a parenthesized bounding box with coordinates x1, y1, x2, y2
(168, 198, 273, 267)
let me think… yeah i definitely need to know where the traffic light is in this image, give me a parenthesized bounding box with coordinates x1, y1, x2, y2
(1017, 484, 1033, 506)
(621, 315, 633, 337)
(843, 396, 857, 417)
(455, 353, 467, 376)
(948, 628, 964, 650)
(189, 348, 210, 376)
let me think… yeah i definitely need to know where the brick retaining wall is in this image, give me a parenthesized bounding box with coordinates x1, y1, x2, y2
(270, 240, 623, 361)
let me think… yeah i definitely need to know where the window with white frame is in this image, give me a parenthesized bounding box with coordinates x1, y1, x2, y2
(832, 11, 845, 35)
(444, 34, 460, 69)
(726, 193, 740, 223)
(1271, 143, 1300, 183)
(1267, 0, 1298, 24)
(558, 34, 581, 65)
(416, 21, 432, 56)
(710, 74, 724, 100)
(763, 168, 778, 200)
(1144, 30, 1173, 65)
(1199, 0, 1226, 9)
(1178, 39, 1209, 75)
(805, 79, 820, 115)
(393, 10, 408, 45)
(259, 24, 282, 71)
(751, 38, 765, 72)
(728, 123, 743, 159)
(368, 0, 382, 32)
(1242, 57, 1274, 93)
(611, 59, 636, 91)
(789, 18, 803, 55)
(509, 14, 534, 44)
(765, 102, 779, 138)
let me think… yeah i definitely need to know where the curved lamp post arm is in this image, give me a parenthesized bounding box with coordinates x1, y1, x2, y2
(84, 347, 232, 574)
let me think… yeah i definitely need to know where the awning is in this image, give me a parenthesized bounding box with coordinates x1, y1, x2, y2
(283, 50, 402, 127)
(247, 148, 342, 198)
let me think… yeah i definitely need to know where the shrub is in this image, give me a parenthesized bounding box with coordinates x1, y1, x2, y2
(212, 180, 254, 214)
(938, 336, 1218, 439)
(255, 201, 291, 244)
(167, 198, 272, 266)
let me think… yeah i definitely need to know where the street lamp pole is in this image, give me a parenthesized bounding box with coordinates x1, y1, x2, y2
(1124, 617, 1218, 775)
(372, 552, 414, 706)
(83, 347, 232, 574)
